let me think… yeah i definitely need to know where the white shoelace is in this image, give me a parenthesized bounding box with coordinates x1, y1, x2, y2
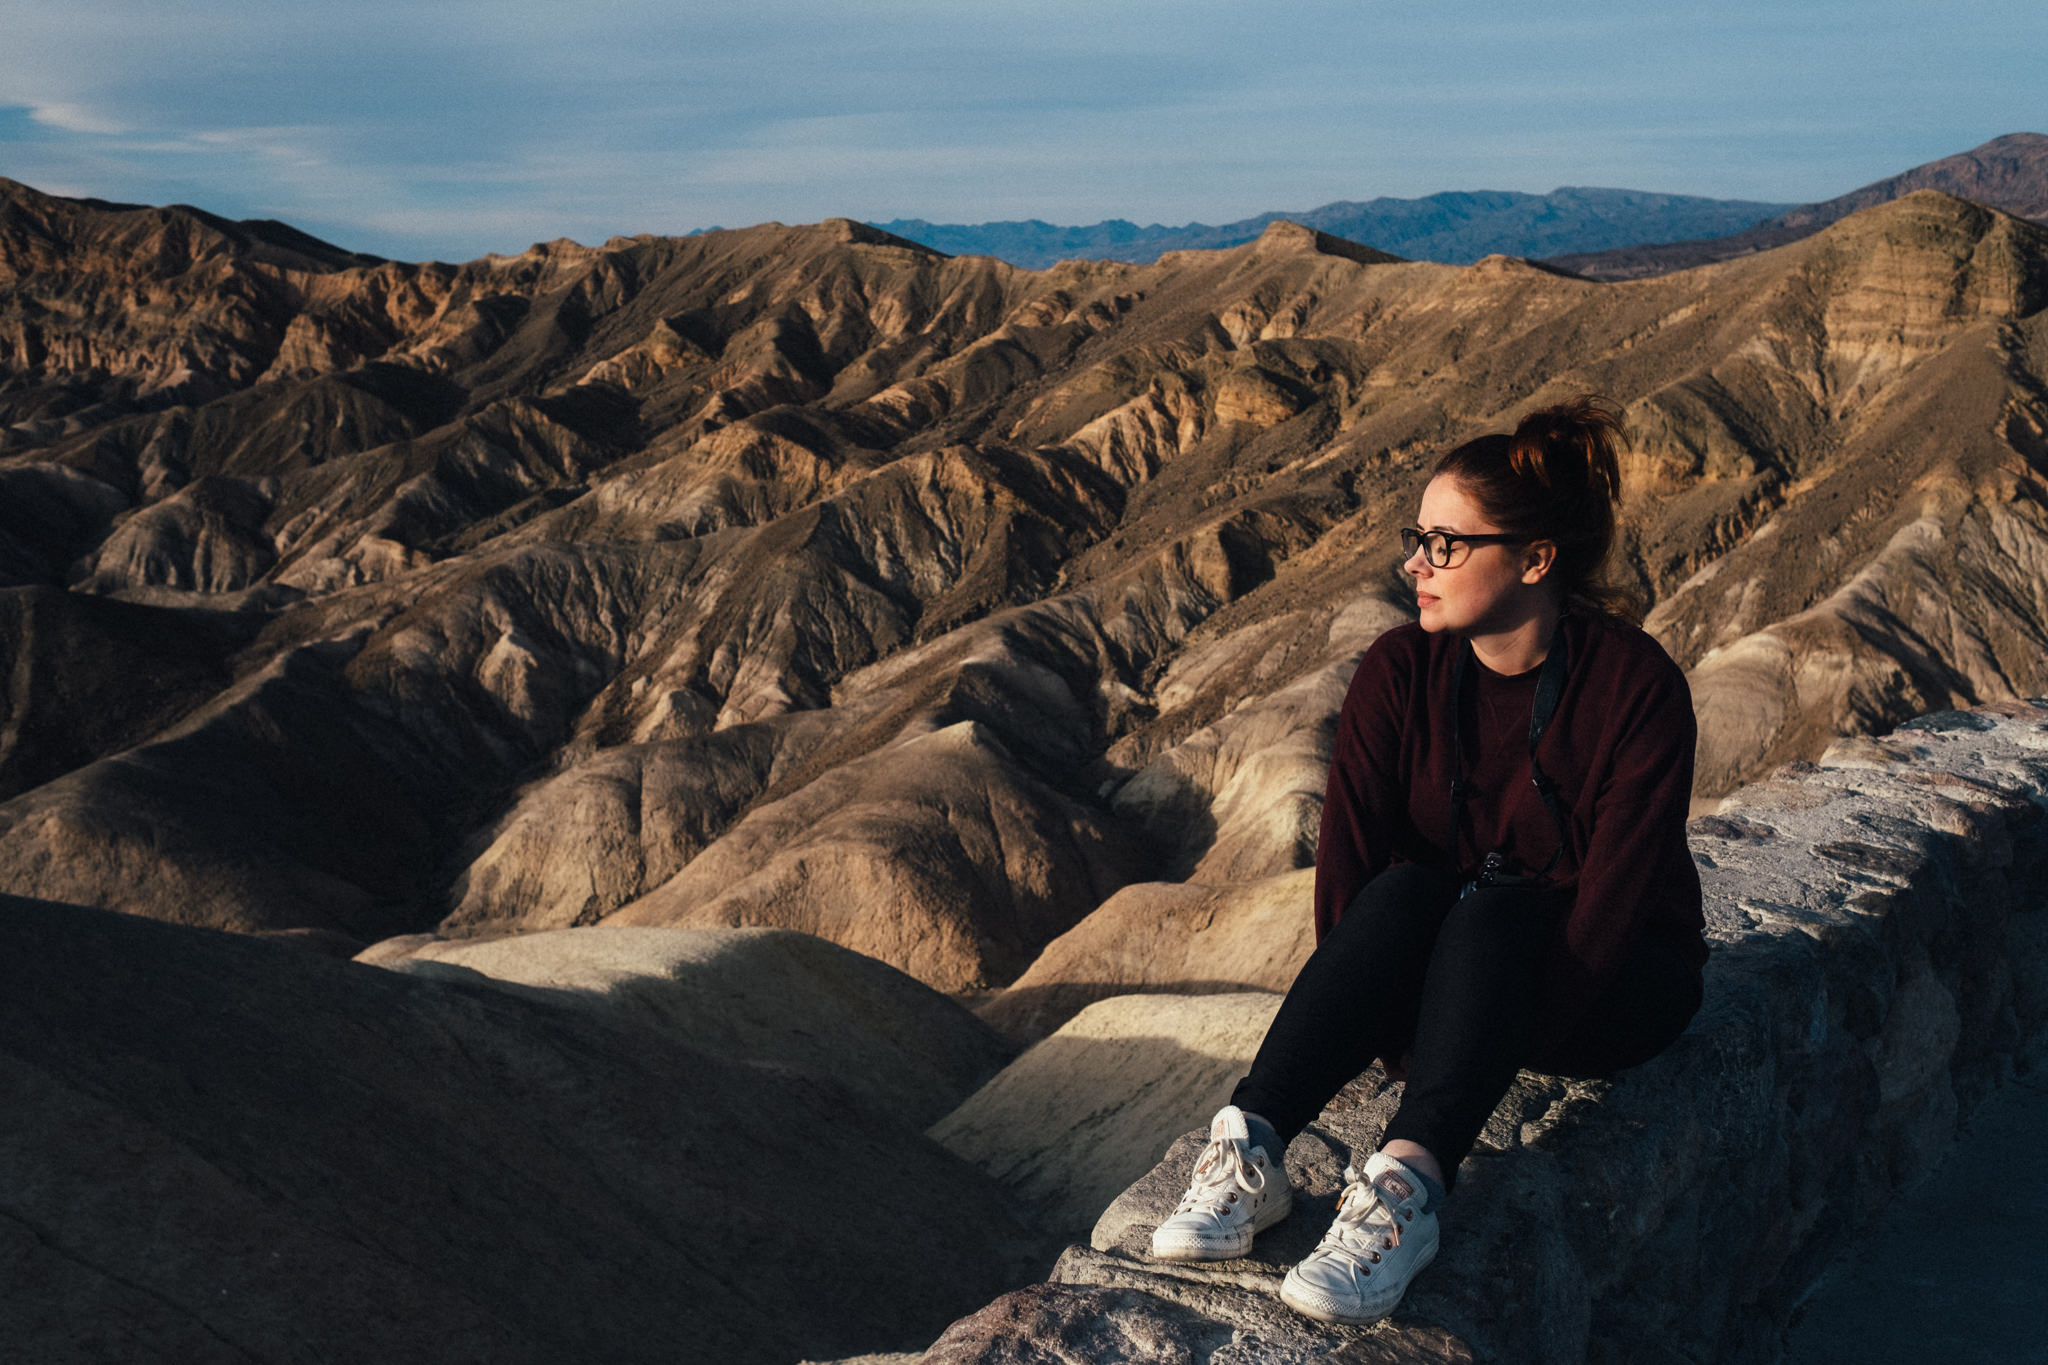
(1312, 1164, 1407, 1273)
(1173, 1134, 1269, 1216)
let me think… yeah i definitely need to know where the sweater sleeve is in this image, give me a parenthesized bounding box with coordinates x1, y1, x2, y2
(1312, 632, 1414, 942)
(1536, 652, 1698, 1050)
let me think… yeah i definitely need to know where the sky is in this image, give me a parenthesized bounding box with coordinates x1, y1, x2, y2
(2, 0, 2044, 263)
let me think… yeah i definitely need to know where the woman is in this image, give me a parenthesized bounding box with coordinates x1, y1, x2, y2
(1148, 397, 1706, 1326)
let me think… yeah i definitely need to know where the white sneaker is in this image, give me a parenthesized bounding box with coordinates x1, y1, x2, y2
(1279, 1151, 1439, 1324)
(1148, 1105, 1293, 1261)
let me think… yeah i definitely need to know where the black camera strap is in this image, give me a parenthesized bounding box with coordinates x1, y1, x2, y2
(1447, 619, 1573, 885)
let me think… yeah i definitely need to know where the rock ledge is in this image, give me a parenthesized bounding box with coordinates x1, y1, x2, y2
(927, 700, 2048, 1363)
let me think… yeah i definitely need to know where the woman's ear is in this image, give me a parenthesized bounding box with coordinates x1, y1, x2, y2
(1520, 540, 1558, 585)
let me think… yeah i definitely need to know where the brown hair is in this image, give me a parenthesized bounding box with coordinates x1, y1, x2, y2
(1433, 395, 1641, 623)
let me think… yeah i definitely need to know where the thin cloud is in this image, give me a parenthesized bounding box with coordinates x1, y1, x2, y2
(28, 102, 128, 135)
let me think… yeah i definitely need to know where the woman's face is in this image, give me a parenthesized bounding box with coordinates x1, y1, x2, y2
(1405, 475, 1552, 637)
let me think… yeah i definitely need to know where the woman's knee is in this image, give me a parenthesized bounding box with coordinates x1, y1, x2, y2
(1324, 865, 1458, 945)
(1344, 864, 1460, 926)
(1312, 863, 1460, 975)
(1430, 884, 1566, 963)
(1549, 936, 1702, 1077)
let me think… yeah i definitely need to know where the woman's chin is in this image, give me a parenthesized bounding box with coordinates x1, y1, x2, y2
(1415, 598, 1445, 630)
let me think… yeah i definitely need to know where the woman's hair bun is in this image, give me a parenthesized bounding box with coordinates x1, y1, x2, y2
(1432, 393, 1640, 622)
(1507, 395, 1624, 503)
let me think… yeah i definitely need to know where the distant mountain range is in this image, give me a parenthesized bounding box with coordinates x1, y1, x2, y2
(1551, 131, 2048, 278)
(873, 187, 1795, 271)
(875, 132, 2048, 276)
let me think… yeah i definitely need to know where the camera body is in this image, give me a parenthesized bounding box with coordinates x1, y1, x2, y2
(1460, 850, 1542, 897)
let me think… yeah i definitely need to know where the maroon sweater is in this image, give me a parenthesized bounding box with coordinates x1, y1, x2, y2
(1314, 614, 1706, 1060)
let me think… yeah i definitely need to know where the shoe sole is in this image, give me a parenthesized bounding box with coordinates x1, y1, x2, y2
(1148, 1192, 1295, 1262)
(1279, 1241, 1438, 1325)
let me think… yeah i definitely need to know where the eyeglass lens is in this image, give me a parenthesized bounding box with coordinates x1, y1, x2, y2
(1400, 528, 1454, 567)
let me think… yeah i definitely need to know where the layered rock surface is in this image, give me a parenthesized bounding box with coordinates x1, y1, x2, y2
(977, 871, 1314, 1044)
(929, 991, 1283, 1241)
(3, 176, 2047, 1000)
(924, 700, 2048, 1363)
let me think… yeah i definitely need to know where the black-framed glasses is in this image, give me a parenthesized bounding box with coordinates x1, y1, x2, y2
(1400, 526, 1530, 568)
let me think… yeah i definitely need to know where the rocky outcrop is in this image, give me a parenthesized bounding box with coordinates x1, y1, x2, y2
(924, 700, 2048, 1363)
(0, 896, 1045, 1364)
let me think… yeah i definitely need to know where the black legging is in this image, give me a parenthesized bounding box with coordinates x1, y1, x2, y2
(1230, 863, 1699, 1191)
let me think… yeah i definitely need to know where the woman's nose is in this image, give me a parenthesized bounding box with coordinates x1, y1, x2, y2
(1404, 548, 1430, 577)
